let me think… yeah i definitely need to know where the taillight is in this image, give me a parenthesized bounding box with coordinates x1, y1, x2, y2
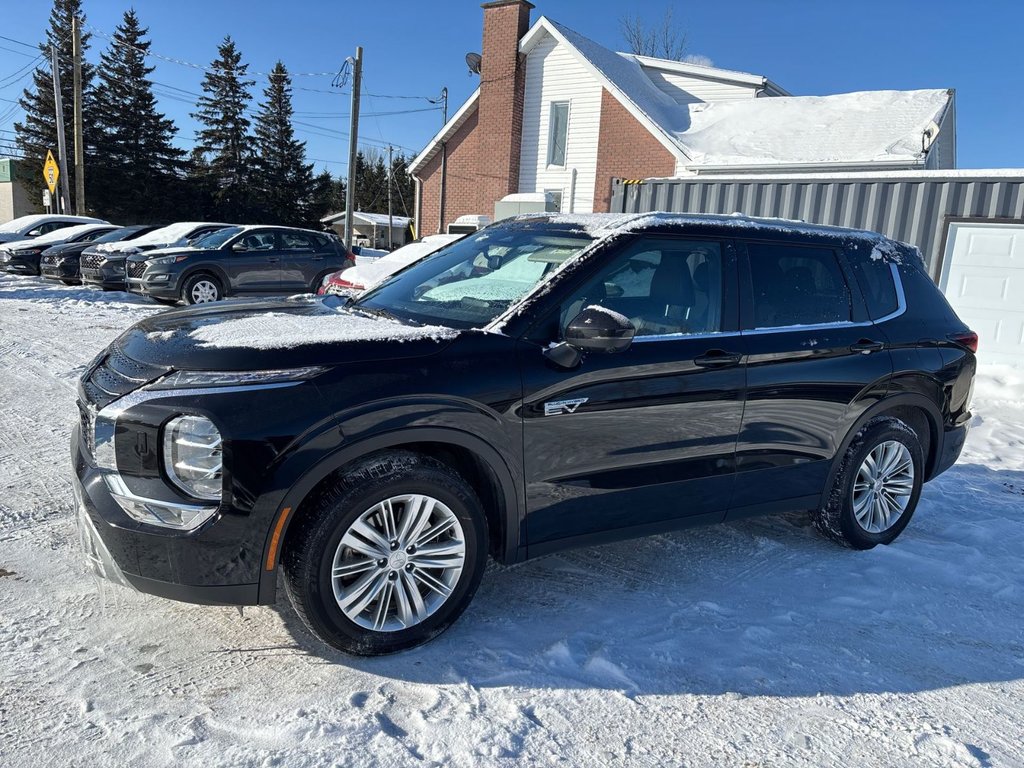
(948, 331, 979, 353)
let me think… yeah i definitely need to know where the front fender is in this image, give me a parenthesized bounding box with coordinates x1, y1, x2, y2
(254, 401, 524, 604)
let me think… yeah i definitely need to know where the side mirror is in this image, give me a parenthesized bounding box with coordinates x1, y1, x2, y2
(565, 305, 635, 353)
(27, 229, 42, 237)
(231, 242, 248, 252)
(544, 305, 635, 368)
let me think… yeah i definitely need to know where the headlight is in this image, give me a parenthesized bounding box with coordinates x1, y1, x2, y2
(150, 366, 325, 390)
(111, 263, 125, 273)
(162, 415, 222, 500)
(13, 248, 40, 256)
(148, 255, 180, 266)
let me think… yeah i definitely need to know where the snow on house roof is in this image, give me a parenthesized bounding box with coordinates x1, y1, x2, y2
(678, 89, 952, 169)
(409, 15, 953, 176)
(320, 211, 412, 227)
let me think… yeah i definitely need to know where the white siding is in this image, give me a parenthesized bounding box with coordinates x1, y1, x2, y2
(519, 33, 603, 214)
(640, 68, 762, 105)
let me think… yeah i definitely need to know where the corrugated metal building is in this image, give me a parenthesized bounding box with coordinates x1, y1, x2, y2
(609, 171, 1024, 280)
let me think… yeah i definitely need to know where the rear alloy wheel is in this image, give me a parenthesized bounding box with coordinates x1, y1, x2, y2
(182, 274, 222, 305)
(814, 416, 924, 549)
(283, 452, 488, 655)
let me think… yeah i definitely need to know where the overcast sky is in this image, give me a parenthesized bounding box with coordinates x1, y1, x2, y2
(2, 0, 1020, 176)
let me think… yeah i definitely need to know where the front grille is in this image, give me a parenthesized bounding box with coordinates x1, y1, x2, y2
(41, 253, 58, 266)
(80, 342, 171, 409)
(127, 261, 147, 279)
(81, 252, 103, 270)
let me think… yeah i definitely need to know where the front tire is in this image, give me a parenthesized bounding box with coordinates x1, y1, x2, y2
(814, 416, 924, 549)
(282, 452, 488, 655)
(182, 273, 222, 304)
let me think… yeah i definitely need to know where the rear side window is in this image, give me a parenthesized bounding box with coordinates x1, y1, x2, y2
(848, 254, 899, 319)
(745, 243, 852, 328)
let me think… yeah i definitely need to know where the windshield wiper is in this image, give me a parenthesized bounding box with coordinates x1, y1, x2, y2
(351, 305, 421, 326)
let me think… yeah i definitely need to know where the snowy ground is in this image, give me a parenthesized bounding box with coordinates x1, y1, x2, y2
(1, 274, 1022, 768)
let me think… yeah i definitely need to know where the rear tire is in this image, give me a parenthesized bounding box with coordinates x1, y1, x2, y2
(814, 416, 924, 549)
(182, 273, 222, 305)
(282, 452, 488, 655)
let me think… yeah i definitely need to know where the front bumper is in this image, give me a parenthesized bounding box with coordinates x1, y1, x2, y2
(81, 262, 127, 289)
(1, 251, 41, 275)
(127, 272, 181, 299)
(72, 423, 261, 606)
(40, 257, 80, 281)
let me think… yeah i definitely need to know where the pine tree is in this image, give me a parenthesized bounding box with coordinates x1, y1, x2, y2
(191, 36, 255, 222)
(89, 9, 184, 223)
(14, 0, 94, 212)
(252, 62, 313, 226)
(306, 170, 344, 229)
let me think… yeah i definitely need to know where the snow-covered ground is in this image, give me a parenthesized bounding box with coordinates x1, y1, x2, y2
(1, 274, 1022, 768)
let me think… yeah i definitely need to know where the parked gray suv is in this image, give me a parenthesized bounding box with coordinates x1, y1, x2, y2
(126, 225, 353, 305)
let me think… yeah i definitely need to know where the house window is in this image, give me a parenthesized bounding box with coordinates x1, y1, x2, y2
(547, 102, 570, 167)
(545, 189, 563, 212)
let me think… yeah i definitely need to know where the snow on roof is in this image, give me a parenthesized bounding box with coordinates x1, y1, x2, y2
(319, 211, 412, 227)
(679, 89, 952, 168)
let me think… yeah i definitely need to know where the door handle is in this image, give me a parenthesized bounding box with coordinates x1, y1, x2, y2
(850, 339, 884, 354)
(694, 350, 742, 368)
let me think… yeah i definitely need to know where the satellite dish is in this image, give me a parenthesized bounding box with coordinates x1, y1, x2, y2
(465, 52, 482, 75)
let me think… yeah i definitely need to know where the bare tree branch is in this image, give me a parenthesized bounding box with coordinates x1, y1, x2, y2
(620, 6, 687, 60)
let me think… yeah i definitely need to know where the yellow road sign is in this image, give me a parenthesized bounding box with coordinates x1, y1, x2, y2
(43, 150, 59, 195)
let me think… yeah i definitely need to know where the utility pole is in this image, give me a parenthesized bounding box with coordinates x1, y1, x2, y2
(343, 46, 362, 251)
(72, 16, 85, 214)
(387, 144, 394, 250)
(50, 45, 72, 215)
(438, 87, 448, 235)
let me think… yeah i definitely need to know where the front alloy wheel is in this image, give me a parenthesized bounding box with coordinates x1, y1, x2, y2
(283, 452, 487, 655)
(332, 494, 466, 632)
(183, 274, 222, 304)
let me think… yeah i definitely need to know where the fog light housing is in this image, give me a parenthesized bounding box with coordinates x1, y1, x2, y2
(162, 415, 222, 500)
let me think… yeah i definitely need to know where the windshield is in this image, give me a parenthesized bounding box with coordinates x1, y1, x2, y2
(92, 226, 142, 244)
(30, 224, 101, 245)
(356, 223, 593, 328)
(192, 226, 243, 249)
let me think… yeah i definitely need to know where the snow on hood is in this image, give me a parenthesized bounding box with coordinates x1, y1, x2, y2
(184, 299, 457, 350)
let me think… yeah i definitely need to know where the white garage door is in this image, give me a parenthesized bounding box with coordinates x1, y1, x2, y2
(940, 222, 1024, 366)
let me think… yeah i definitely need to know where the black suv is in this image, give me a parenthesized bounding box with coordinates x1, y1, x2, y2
(73, 214, 977, 655)
(125, 226, 352, 305)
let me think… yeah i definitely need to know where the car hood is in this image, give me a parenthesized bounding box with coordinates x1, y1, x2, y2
(117, 295, 461, 370)
(0, 232, 30, 243)
(0, 238, 42, 251)
(43, 242, 86, 256)
(126, 246, 199, 262)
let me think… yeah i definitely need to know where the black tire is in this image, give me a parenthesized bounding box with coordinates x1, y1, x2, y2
(181, 273, 222, 305)
(814, 416, 924, 549)
(282, 452, 488, 655)
(60, 279, 79, 285)
(152, 297, 179, 306)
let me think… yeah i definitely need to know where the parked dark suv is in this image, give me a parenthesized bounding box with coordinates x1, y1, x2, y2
(40, 225, 160, 284)
(72, 213, 977, 655)
(125, 225, 352, 304)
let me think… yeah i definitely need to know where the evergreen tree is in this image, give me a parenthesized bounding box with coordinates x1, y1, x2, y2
(306, 169, 343, 229)
(252, 62, 313, 226)
(88, 9, 184, 222)
(15, 0, 94, 212)
(191, 36, 255, 222)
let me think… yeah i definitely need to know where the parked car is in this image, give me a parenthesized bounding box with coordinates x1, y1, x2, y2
(125, 225, 353, 305)
(0, 223, 120, 276)
(80, 222, 230, 291)
(0, 213, 108, 244)
(73, 213, 977, 655)
(318, 233, 465, 295)
(40, 225, 160, 285)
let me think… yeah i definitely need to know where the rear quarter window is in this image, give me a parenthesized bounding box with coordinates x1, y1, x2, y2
(848, 249, 900, 319)
(744, 242, 852, 328)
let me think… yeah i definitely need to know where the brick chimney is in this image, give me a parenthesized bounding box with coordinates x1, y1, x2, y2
(477, 0, 533, 210)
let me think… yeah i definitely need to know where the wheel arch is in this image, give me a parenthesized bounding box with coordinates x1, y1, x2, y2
(257, 427, 523, 603)
(820, 392, 944, 509)
(180, 264, 229, 297)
